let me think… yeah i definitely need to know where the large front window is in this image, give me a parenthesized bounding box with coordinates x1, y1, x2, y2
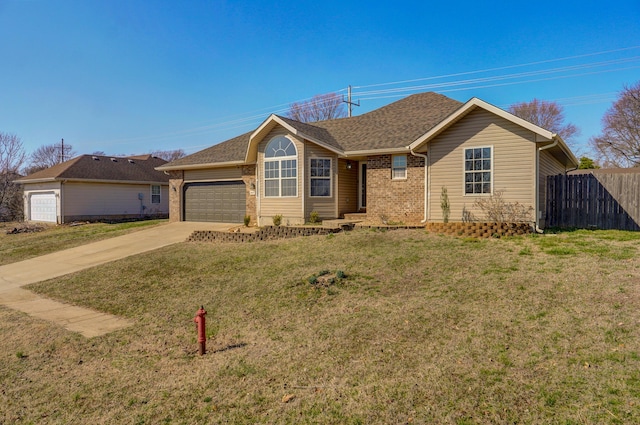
(264, 136, 297, 197)
(464, 147, 492, 194)
(310, 158, 331, 197)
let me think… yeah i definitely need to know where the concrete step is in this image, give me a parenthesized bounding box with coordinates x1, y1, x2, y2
(322, 219, 361, 229)
(343, 213, 367, 221)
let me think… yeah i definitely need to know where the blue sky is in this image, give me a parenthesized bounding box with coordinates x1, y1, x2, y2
(1, 0, 639, 161)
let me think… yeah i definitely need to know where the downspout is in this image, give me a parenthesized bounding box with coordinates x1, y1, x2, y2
(410, 149, 428, 223)
(536, 137, 559, 233)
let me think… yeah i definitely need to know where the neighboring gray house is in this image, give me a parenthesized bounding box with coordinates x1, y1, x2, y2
(16, 154, 169, 223)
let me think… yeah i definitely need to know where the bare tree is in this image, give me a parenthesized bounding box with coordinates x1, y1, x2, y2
(27, 142, 77, 174)
(150, 149, 186, 162)
(591, 81, 640, 168)
(0, 132, 26, 221)
(286, 93, 347, 123)
(509, 99, 579, 147)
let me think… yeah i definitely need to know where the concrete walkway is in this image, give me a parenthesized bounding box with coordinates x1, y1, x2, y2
(0, 221, 234, 337)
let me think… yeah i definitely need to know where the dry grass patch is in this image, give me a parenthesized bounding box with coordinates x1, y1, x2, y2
(0, 220, 167, 266)
(2, 229, 640, 423)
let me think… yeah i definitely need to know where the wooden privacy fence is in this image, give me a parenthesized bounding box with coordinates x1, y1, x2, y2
(546, 173, 640, 230)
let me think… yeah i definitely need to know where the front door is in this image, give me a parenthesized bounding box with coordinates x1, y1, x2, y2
(359, 162, 367, 210)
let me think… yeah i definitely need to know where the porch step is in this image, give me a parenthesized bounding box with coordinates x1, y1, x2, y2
(343, 213, 367, 221)
(322, 219, 361, 229)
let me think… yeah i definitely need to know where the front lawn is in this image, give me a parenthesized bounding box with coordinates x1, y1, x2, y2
(2, 228, 640, 424)
(0, 220, 167, 266)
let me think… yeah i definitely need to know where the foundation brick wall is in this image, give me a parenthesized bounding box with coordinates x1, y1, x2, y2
(366, 154, 425, 225)
(187, 225, 341, 243)
(426, 222, 533, 238)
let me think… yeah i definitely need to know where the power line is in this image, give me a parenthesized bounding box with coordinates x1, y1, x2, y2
(353, 45, 640, 90)
(91, 46, 639, 150)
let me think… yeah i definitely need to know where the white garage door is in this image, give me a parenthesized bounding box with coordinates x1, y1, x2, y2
(30, 193, 58, 222)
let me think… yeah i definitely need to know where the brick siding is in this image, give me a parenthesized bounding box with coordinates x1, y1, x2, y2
(168, 170, 183, 222)
(366, 154, 425, 225)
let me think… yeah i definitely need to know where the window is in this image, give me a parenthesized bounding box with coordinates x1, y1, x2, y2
(264, 136, 297, 197)
(464, 147, 492, 194)
(310, 158, 331, 197)
(392, 155, 407, 179)
(151, 185, 161, 204)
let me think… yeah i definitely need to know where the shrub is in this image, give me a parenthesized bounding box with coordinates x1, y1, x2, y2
(272, 214, 282, 227)
(440, 186, 450, 223)
(473, 190, 533, 223)
(243, 215, 251, 227)
(309, 211, 319, 224)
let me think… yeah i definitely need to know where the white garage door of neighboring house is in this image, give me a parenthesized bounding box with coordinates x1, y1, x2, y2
(183, 181, 246, 223)
(30, 193, 58, 222)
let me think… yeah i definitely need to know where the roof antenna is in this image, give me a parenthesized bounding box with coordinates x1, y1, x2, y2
(343, 85, 360, 117)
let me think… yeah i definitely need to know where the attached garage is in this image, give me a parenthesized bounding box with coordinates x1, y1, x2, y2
(30, 192, 58, 223)
(183, 181, 246, 222)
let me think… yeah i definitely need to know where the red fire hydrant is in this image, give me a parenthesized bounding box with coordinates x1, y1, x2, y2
(194, 306, 207, 355)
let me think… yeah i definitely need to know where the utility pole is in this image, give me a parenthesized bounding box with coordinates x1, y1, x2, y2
(60, 138, 65, 163)
(343, 85, 360, 117)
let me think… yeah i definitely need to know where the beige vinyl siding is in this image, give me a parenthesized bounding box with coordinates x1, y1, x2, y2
(184, 167, 243, 181)
(428, 108, 536, 222)
(63, 182, 169, 217)
(337, 159, 359, 217)
(258, 129, 304, 224)
(538, 149, 567, 227)
(305, 143, 338, 220)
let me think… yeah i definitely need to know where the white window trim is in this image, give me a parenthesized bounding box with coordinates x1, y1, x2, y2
(309, 157, 332, 198)
(264, 136, 298, 198)
(392, 154, 407, 180)
(150, 185, 161, 204)
(463, 145, 493, 196)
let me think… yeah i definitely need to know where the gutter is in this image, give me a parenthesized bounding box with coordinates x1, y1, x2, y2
(535, 137, 559, 233)
(409, 149, 428, 223)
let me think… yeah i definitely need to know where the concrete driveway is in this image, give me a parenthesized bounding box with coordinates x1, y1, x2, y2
(0, 221, 234, 337)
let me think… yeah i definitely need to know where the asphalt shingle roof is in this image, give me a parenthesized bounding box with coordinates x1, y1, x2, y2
(17, 154, 169, 183)
(164, 92, 463, 168)
(161, 131, 253, 168)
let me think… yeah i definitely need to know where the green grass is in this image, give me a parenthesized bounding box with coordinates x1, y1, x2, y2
(1, 228, 640, 423)
(0, 220, 167, 265)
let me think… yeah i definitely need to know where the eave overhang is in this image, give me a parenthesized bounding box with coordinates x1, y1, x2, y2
(156, 161, 248, 172)
(17, 177, 169, 185)
(245, 115, 343, 163)
(408, 97, 578, 168)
